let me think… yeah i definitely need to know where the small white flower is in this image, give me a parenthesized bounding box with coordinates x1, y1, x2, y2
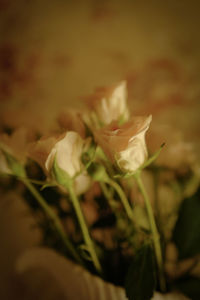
(116, 130, 148, 172)
(87, 81, 129, 126)
(45, 131, 91, 194)
(45, 132, 84, 177)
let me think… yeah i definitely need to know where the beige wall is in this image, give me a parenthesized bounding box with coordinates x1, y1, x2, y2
(0, 0, 200, 138)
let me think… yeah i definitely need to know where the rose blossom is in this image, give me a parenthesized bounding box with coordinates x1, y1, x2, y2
(86, 81, 129, 126)
(57, 108, 86, 138)
(147, 124, 197, 172)
(94, 115, 152, 173)
(0, 127, 36, 175)
(29, 131, 91, 194)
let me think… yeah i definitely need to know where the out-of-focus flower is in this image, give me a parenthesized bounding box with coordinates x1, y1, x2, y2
(81, 200, 98, 226)
(155, 183, 182, 240)
(0, 150, 12, 174)
(0, 108, 48, 136)
(147, 124, 196, 172)
(29, 132, 91, 194)
(28, 135, 58, 171)
(94, 115, 152, 173)
(86, 81, 129, 126)
(57, 108, 86, 138)
(165, 242, 199, 281)
(0, 127, 35, 162)
(0, 127, 36, 175)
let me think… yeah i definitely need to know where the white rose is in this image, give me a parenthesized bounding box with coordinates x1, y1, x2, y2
(87, 81, 129, 126)
(45, 131, 91, 194)
(116, 130, 148, 172)
(45, 132, 83, 177)
(94, 115, 152, 173)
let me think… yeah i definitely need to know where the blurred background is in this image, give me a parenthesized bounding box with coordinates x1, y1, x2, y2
(0, 0, 200, 299)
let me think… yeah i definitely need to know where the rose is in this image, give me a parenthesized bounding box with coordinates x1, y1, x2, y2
(57, 108, 86, 138)
(28, 135, 58, 171)
(0, 127, 36, 176)
(29, 131, 91, 194)
(86, 81, 129, 126)
(45, 132, 85, 177)
(94, 115, 152, 173)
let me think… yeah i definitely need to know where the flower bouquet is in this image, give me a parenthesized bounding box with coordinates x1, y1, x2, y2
(0, 81, 200, 300)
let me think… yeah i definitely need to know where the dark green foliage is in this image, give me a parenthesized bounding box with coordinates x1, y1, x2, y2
(92, 212, 116, 229)
(174, 276, 200, 300)
(125, 244, 156, 300)
(173, 188, 200, 259)
(102, 248, 132, 286)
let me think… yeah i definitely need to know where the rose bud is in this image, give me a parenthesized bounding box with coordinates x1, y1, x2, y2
(94, 115, 152, 173)
(29, 131, 91, 194)
(86, 81, 129, 126)
(57, 108, 86, 138)
(0, 127, 36, 177)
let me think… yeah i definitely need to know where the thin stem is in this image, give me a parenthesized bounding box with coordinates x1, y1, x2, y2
(134, 173, 166, 292)
(100, 182, 111, 200)
(22, 178, 83, 266)
(153, 170, 160, 219)
(107, 178, 134, 221)
(67, 184, 102, 275)
(22, 178, 48, 186)
(100, 182, 119, 217)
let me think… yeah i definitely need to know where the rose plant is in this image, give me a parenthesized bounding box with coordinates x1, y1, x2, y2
(0, 80, 200, 300)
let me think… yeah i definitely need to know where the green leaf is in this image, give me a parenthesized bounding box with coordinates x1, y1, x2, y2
(175, 276, 200, 300)
(52, 156, 72, 188)
(125, 244, 156, 300)
(172, 187, 200, 259)
(3, 150, 26, 177)
(140, 143, 165, 170)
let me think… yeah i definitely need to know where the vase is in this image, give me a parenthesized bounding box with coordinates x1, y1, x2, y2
(16, 247, 190, 300)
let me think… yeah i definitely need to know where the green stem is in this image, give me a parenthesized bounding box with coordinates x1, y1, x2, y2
(100, 182, 111, 200)
(67, 184, 102, 275)
(134, 173, 166, 292)
(153, 170, 160, 219)
(22, 178, 83, 266)
(107, 178, 134, 221)
(100, 182, 120, 216)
